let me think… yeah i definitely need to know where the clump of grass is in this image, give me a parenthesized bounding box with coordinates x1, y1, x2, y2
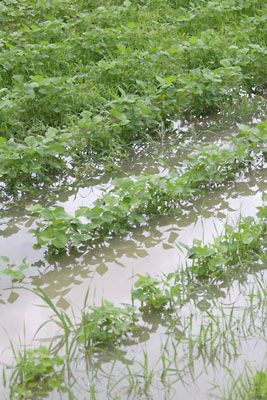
(27, 122, 267, 252)
(7, 346, 64, 399)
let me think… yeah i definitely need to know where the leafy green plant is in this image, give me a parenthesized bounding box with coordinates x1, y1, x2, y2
(0, 256, 29, 282)
(133, 205, 266, 310)
(131, 274, 173, 310)
(0, 128, 69, 189)
(188, 208, 266, 280)
(8, 346, 64, 399)
(77, 300, 137, 347)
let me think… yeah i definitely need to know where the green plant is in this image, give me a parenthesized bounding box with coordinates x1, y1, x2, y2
(227, 368, 267, 400)
(8, 346, 64, 399)
(133, 205, 267, 310)
(0, 256, 29, 282)
(188, 209, 266, 280)
(4, 207, 266, 398)
(77, 300, 137, 347)
(251, 369, 267, 400)
(132, 274, 173, 310)
(0, 128, 68, 189)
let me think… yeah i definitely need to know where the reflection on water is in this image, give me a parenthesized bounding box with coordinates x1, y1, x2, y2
(0, 121, 266, 399)
(0, 166, 266, 306)
(36, 272, 267, 400)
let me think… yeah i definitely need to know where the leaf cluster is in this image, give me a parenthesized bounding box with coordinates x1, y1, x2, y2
(9, 346, 64, 399)
(77, 300, 137, 347)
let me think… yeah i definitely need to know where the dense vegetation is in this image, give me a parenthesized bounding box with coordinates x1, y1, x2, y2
(1, 1, 267, 399)
(0, 0, 267, 189)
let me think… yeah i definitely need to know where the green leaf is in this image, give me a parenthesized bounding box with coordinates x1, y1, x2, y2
(52, 234, 67, 249)
(101, 211, 114, 223)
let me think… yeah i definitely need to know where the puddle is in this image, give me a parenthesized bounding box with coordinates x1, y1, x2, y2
(0, 120, 266, 399)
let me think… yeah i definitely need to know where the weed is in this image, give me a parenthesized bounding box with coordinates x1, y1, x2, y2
(8, 346, 64, 399)
(0, 256, 29, 282)
(227, 367, 267, 400)
(77, 300, 137, 348)
(188, 210, 266, 280)
(132, 274, 173, 310)
(132, 205, 266, 309)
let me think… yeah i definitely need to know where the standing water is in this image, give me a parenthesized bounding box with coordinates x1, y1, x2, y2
(0, 119, 266, 399)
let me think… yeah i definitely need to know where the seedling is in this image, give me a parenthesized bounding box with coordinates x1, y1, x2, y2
(132, 274, 173, 310)
(8, 346, 64, 399)
(77, 300, 138, 348)
(0, 256, 29, 282)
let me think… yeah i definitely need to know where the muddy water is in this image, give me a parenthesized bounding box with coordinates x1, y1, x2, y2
(0, 122, 266, 399)
(68, 279, 267, 400)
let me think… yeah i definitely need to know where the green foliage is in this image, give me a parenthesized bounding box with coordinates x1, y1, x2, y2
(188, 212, 266, 279)
(0, 256, 29, 282)
(251, 369, 267, 400)
(0, 0, 266, 187)
(228, 368, 267, 400)
(132, 274, 174, 310)
(27, 122, 267, 252)
(0, 128, 69, 189)
(132, 205, 266, 310)
(5, 209, 267, 398)
(9, 346, 64, 399)
(77, 300, 137, 347)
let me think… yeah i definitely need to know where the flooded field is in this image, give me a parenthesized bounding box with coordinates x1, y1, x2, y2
(0, 117, 266, 399)
(1, 1, 267, 398)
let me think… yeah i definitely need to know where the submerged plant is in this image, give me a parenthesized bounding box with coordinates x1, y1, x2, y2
(227, 367, 267, 400)
(5, 206, 267, 399)
(8, 346, 64, 399)
(132, 274, 175, 310)
(132, 205, 267, 310)
(77, 300, 137, 348)
(0, 256, 29, 282)
(188, 208, 266, 280)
